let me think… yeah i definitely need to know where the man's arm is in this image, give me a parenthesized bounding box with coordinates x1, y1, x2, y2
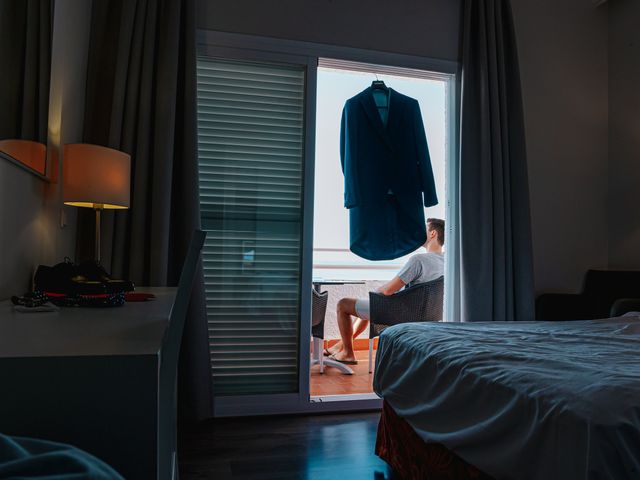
(376, 276, 406, 296)
(382, 256, 422, 295)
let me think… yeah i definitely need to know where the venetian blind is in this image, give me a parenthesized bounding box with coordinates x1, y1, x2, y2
(196, 57, 305, 396)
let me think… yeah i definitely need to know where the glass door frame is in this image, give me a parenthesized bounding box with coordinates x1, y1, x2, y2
(197, 30, 459, 417)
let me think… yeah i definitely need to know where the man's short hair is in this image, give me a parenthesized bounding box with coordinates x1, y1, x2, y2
(427, 218, 445, 246)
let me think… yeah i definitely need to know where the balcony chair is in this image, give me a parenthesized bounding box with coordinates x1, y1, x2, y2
(311, 289, 328, 374)
(368, 276, 444, 373)
(310, 288, 354, 375)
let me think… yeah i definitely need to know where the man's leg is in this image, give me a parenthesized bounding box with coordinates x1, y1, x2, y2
(327, 318, 370, 355)
(332, 298, 361, 363)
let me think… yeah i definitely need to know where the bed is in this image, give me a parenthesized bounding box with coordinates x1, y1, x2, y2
(373, 315, 640, 479)
(0, 433, 123, 478)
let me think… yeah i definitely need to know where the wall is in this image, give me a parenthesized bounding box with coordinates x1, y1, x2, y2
(0, 0, 92, 299)
(511, 0, 609, 294)
(196, 0, 461, 62)
(0, 161, 49, 297)
(608, 0, 640, 269)
(198, 0, 611, 296)
(0, 1, 620, 299)
(0, 1, 625, 300)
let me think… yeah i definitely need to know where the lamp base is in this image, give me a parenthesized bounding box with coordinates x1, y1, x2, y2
(94, 207, 102, 263)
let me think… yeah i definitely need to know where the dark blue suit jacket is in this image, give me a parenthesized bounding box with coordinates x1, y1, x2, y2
(340, 87, 438, 260)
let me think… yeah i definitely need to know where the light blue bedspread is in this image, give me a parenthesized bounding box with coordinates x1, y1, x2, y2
(0, 434, 123, 479)
(374, 316, 640, 480)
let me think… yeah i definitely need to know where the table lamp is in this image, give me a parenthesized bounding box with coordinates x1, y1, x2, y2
(63, 143, 131, 263)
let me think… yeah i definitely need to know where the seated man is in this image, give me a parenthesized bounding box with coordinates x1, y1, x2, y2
(327, 218, 445, 365)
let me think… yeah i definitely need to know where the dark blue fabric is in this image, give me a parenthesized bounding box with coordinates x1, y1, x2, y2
(349, 193, 426, 261)
(459, 0, 534, 321)
(0, 433, 123, 479)
(340, 87, 437, 260)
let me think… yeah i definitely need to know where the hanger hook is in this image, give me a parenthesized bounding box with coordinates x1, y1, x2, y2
(375, 73, 379, 81)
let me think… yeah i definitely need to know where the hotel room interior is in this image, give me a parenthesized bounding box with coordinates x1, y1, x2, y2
(1, 0, 639, 479)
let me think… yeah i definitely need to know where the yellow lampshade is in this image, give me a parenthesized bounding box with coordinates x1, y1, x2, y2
(63, 143, 131, 209)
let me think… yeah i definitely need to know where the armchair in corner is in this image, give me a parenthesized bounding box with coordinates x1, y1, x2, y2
(535, 270, 640, 320)
(610, 298, 640, 317)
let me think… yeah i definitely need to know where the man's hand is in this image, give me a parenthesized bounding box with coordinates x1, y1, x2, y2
(376, 276, 406, 296)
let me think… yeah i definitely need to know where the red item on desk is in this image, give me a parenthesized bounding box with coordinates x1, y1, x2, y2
(125, 292, 156, 302)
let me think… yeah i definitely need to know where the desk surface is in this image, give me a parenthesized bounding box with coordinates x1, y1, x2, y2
(0, 287, 176, 358)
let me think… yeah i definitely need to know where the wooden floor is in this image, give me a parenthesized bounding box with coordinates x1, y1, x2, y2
(179, 412, 397, 480)
(310, 349, 376, 396)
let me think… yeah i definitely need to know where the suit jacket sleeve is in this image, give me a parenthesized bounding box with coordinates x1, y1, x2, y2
(340, 106, 346, 174)
(340, 103, 359, 208)
(412, 101, 438, 208)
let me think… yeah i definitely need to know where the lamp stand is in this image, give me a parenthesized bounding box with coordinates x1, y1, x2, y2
(94, 205, 103, 263)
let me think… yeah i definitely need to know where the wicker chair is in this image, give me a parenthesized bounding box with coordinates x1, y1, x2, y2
(368, 276, 444, 373)
(311, 289, 328, 373)
(310, 288, 354, 374)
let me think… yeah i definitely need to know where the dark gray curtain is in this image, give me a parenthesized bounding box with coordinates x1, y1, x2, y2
(0, 0, 51, 143)
(459, 0, 535, 321)
(80, 0, 213, 420)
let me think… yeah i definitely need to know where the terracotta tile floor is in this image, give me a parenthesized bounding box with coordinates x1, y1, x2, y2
(310, 349, 377, 396)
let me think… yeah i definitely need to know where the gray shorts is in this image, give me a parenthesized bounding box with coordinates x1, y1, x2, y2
(355, 299, 370, 321)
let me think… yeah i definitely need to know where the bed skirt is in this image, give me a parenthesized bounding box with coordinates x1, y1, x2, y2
(375, 401, 493, 480)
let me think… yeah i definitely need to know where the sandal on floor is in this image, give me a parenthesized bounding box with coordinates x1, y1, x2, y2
(328, 353, 358, 365)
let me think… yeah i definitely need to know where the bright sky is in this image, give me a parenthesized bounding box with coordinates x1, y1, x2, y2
(313, 66, 447, 280)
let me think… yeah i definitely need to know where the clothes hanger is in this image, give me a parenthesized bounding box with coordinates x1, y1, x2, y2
(371, 73, 388, 91)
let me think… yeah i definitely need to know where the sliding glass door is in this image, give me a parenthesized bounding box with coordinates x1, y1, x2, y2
(196, 58, 307, 396)
(196, 32, 459, 415)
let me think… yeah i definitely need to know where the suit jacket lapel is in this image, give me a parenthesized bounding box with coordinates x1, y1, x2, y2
(358, 87, 393, 150)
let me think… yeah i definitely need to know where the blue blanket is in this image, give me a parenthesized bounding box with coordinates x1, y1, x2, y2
(374, 315, 640, 480)
(0, 434, 123, 479)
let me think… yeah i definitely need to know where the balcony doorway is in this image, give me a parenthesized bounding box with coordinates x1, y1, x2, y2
(310, 60, 450, 401)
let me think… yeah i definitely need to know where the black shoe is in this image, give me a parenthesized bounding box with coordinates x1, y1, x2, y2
(76, 260, 135, 293)
(34, 258, 106, 296)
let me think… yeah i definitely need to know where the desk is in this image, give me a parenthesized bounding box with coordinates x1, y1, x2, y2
(0, 287, 176, 479)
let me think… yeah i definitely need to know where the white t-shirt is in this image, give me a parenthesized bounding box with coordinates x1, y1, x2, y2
(355, 252, 444, 320)
(397, 252, 444, 288)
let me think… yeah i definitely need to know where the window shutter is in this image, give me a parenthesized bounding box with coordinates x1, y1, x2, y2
(196, 57, 305, 396)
